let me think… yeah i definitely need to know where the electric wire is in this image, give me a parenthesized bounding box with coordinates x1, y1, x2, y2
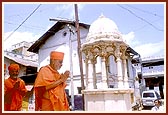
(4, 4, 42, 41)
(117, 4, 163, 32)
(125, 4, 163, 18)
(5, 21, 46, 31)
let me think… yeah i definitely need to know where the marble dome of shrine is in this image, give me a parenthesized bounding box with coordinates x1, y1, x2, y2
(86, 15, 123, 43)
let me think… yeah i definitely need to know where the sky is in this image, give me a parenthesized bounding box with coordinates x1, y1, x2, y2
(2, 2, 165, 58)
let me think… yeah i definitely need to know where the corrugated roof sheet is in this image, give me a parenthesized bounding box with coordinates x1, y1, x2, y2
(5, 54, 38, 67)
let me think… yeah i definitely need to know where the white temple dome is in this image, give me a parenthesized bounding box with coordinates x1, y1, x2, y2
(86, 15, 123, 43)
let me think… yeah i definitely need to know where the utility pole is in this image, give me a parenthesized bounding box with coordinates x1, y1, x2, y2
(67, 24, 75, 111)
(74, 4, 85, 110)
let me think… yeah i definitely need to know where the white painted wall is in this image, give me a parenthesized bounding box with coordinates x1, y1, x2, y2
(37, 25, 89, 95)
(109, 55, 117, 75)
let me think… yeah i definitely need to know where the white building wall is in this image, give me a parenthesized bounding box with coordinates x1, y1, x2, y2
(108, 55, 118, 88)
(66, 79, 82, 95)
(38, 26, 88, 71)
(127, 59, 134, 79)
(142, 65, 164, 76)
(127, 58, 135, 88)
(109, 55, 117, 75)
(4, 58, 27, 79)
(37, 25, 89, 95)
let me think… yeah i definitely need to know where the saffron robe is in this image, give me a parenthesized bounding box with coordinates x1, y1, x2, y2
(34, 65, 69, 111)
(4, 77, 27, 111)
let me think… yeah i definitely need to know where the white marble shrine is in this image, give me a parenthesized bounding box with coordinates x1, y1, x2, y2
(81, 15, 134, 112)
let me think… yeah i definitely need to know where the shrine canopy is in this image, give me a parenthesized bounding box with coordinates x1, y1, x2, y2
(85, 14, 125, 44)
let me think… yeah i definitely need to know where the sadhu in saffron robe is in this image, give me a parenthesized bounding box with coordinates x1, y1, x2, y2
(4, 77, 27, 111)
(34, 65, 69, 111)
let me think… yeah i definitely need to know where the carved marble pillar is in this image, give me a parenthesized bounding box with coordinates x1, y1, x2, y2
(84, 58, 89, 89)
(93, 61, 97, 89)
(87, 59, 94, 89)
(115, 44, 123, 88)
(123, 57, 129, 88)
(101, 56, 108, 89)
(121, 46, 129, 88)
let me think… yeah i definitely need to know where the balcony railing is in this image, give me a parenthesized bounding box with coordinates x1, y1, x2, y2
(4, 51, 38, 62)
(142, 67, 164, 76)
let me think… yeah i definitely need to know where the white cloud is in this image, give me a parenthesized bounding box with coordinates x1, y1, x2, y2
(122, 31, 139, 47)
(123, 31, 134, 43)
(4, 28, 164, 59)
(123, 31, 164, 58)
(54, 4, 74, 20)
(77, 4, 85, 10)
(134, 41, 164, 58)
(54, 4, 86, 21)
(3, 31, 40, 50)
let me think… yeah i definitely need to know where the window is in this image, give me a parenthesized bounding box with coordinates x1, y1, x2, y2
(63, 31, 67, 37)
(143, 93, 154, 98)
(155, 91, 161, 98)
(109, 85, 114, 88)
(149, 66, 153, 69)
(77, 87, 82, 94)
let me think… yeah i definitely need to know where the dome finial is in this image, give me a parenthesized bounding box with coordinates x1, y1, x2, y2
(99, 13, 105, 18)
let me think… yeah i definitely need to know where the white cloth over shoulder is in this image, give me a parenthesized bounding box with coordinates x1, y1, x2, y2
(151, 106, 164, 111)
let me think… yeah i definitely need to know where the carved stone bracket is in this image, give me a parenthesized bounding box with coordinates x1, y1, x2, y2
(120, 46, 128, 60)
